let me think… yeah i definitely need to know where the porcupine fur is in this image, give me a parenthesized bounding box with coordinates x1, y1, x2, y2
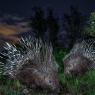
(0, 36, 59, 94)
(63, 38, 95, 76)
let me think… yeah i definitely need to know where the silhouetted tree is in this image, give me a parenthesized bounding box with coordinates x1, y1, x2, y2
(29, 7, 60, 47)
(30, 7, 47, 39)
(63, 6, 85, 48)
(46, 9, 60, 46)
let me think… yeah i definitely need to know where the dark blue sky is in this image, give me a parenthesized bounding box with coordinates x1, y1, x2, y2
(0, 0, 95, 17)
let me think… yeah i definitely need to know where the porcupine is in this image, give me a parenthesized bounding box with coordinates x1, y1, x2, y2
(63, 38, 95, 76)
(0, 36, 60, 94)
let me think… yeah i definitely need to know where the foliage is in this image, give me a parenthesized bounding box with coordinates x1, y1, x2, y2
(0, 76, 21, 95)
(46, 9, 60, 46)
(84, 12, 95, 37)
(53, 48, 69, 72)
(29, 7, 60, 47)
(30, 7, 47, 39)
(63, 6, 85, 48)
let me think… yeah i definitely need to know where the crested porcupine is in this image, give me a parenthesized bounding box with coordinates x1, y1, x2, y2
(0, 36, 59, 94)
(63, 38, 95, 76)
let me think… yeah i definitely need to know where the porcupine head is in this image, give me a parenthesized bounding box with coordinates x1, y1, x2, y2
(63, 39, 95, 77)
(0, 36, 60, 92)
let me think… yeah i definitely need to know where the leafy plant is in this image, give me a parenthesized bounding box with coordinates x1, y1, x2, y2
(84, 12, 95, 37)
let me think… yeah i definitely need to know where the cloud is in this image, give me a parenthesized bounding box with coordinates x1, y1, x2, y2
(0, 25, 22, 35)
(0, 14, 31, 42)
(0, 14, 31, 36)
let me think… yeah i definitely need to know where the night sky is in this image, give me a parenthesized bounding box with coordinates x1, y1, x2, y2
(0, 0, 95, 17)
(0, 0, 95, 47)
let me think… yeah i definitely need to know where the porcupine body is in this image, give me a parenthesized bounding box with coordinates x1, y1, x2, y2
(0, 36, 59, 94)
(63, 38, 95, 76)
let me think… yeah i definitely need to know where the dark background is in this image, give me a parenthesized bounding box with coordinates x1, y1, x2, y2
(0, 0, 95, 16)
(0, 0, 95, 49)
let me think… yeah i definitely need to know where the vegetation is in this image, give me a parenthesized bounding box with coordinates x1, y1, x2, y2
(29, 7, 47, 39)
(63, 6, 86, 48)
(29, 6, 86, 48)
(84, 12, 95, 37)
(46, 9, 59, 46)
(29, 7, 59, 47)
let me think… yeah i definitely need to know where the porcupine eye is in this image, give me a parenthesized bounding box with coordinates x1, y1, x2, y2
(48, 80, 53, 85)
